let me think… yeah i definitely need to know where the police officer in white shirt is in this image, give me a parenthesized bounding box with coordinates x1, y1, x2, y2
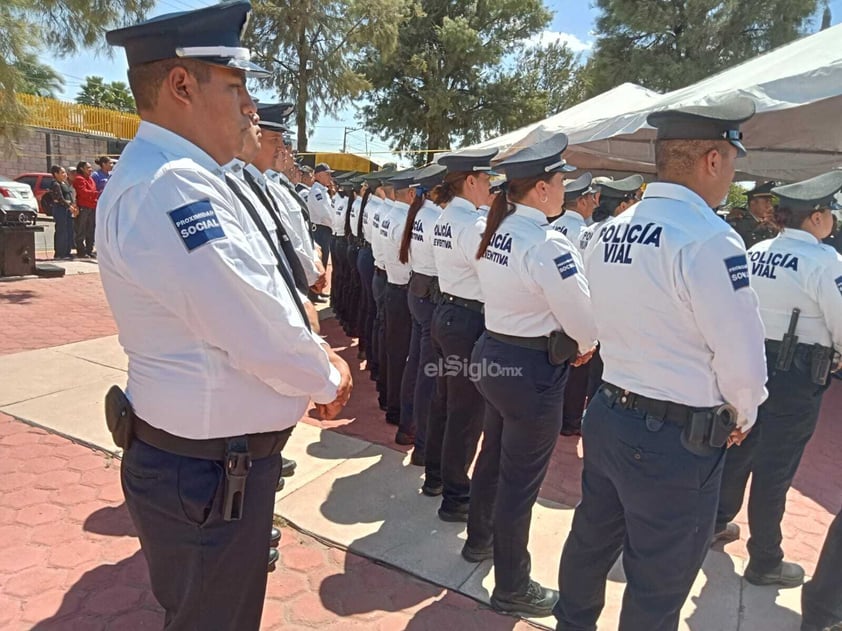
(579, 175, 643, 253)
(423, 148, 496, 516)
(344, 175, 365, 342)
(307, 162, 334, 269)
(101, 4, 351, 628)
(354, 173, 379, 379)
(715, 171, 842, 589)
(554, 99, 767, 631)
(297, 164, 313, 200)
(366, 168, 397, 410)
(380, 169, 416, 426)
(395, 164, 446, 453)
(465, 133, 597, 618)
(551, 172, 596, 246)
(551, 171, 600, 438)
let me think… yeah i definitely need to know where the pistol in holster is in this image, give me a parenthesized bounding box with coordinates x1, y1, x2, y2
(104, 385, 135, 450)
(680, 404, 737, 456)
(811, 344, 834, 386)
(222, 437, 251, 522)
(548, 330, 579, 366)
(776, 308, 800, 371)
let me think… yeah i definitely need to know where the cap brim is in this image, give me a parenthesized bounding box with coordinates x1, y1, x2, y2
(731, 140, 747, 158)
(222, 58, 271, 77)
(258, 121, 290, 132)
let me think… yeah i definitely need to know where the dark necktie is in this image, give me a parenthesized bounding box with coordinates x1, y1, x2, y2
(224, 174, 311, 331)
(242, 170, 311, 295)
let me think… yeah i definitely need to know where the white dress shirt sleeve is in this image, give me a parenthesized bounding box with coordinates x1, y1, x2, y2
(526, 236, 598, 353)
(680, 232, 768, 428)
(814, 252, 842, 355)
(119, 172, 340, 404)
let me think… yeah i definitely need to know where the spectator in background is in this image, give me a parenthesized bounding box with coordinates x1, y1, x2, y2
(72, 161, 98, 258)
(93, 156, 114, 192)
(47, 165, 77, 260)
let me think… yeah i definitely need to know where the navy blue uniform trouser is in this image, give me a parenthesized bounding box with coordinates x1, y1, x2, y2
(802, 506, 842, 630)
(372, 270, 388, 404)
(121, 430, 291, 630)
(329, 237, 345, 316)
(52, 205, 74, 258)
(398, 293, 437, 451)
(554, 390, 725, 631)
(356, 246, 376, 369)
(466, 333, 568, 597)
(344, 243, 361, 338)
(425, 303, 486, 511)
(716, 355, 827, 573)
(384, 283, 411, 423)
(562, 363, 590, 429)
(313, 224, 332, 269)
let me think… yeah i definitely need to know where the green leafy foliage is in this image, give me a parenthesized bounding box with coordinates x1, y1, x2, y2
(75, 76, 136, 113)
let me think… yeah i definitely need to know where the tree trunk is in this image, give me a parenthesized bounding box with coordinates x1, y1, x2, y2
(296, 22, 309, 154)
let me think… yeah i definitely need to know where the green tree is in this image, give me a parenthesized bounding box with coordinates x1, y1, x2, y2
(0, 0, 151, 144)
(13, 54, 64, 98)
(359, 0, 553, 164)
(246, 0, 409, 152)
(584, 0, 822, 96)
(76, 76, 136, 113)
(515, 41, 587, 118)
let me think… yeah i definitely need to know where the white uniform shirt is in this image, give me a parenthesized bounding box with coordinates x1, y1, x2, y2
(432, 196, 485, 301)
(332, 194, 348, 236)
(361, 195, 374, 244)
(748, 230, 842, 352)
(584, 182, 768, 429)
(407, 199, 442, 276)
(307, 181, 333, 228)
(95, 122, 339, 439)
(381, 200, 412, 285)
(371, 197, 391, 270)
(550, 209, 588, 251)
(579, 218, 605, 252)
(296, 183, 310, 202)
(475, 203, 597, 351)
(348, 195, 361, 237)
(264, 174, 321, 286)
(222, 160, 280, 252)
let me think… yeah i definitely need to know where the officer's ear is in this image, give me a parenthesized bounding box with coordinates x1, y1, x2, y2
(167, 65, 196, 105)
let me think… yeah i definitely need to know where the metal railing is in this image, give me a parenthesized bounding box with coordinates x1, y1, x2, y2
(16, 93, 139, 140)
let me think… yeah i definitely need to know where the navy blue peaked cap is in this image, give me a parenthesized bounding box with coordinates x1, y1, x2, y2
(495, 133, 576, 180)
(437, 148, 498, 174)
(772, 171, 842, 212)
(106, 1, 269, 76)
(257, 103, 294, 132)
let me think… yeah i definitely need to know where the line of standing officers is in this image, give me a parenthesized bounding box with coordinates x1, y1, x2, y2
(329, 97, 842, 630)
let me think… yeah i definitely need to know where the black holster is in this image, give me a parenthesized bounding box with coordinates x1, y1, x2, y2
(680, 404, 737, 456)
(104, 385, 135, 450)
(548, 330, 578, 366)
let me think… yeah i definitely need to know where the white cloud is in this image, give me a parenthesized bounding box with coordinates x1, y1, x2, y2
(526, 30, 593, 53)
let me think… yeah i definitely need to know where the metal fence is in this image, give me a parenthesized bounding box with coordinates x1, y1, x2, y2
(17, 93, 139, 140)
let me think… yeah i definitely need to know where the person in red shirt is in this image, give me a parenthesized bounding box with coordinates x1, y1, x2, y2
(71, 161, 99, 258)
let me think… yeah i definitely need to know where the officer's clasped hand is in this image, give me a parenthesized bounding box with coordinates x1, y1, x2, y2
(571, 347, 597, 367)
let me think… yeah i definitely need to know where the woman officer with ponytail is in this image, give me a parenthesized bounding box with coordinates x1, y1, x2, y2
(715, 171, 842, 589)
(423, 148, 497, 521)
(395, 164, 447, 454)
(462, 133, 597, 618)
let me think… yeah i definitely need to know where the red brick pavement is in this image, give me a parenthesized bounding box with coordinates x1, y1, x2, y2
(3, 271, 839, 576)
(0, 274, 117, 356)
(0, 413, 533, 630)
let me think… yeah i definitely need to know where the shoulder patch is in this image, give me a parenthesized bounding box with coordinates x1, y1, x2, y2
(724, 254, 750, 290)
(553, 252, 578, 279)
(168, 200, 225, 252)
(314, 192, 323, 201)
(834, 275, 842, 295)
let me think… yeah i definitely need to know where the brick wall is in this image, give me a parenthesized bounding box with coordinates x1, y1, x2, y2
(0, 128, 109, 177)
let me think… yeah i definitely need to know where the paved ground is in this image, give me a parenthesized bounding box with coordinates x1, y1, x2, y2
(0, 413, 533, 631)
(0, 266, 838, 629)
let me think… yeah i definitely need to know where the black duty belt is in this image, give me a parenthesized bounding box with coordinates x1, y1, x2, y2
(765, 339, 816, 361)
(487, 330, 548, 352)
(440, 292, 484, 314)
(387, 281, 409, 290)
(133, 417, 288, 461)
(599, 382, 696, 427)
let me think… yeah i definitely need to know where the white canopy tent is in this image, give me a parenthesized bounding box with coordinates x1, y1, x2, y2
(468, 23, 842, 182)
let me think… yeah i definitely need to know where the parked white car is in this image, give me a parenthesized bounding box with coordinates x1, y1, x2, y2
(0, 175, 39, 215)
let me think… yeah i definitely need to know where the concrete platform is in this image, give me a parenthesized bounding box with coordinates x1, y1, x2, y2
(0, 335, 808, 630)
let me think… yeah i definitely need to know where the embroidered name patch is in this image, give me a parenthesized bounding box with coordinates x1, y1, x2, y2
(724, 254, 750, 290)
(314, 192, 323, 201)
(835, 275, 842, 295)
(554, 253, 578, 279)
(168, 200, 225, 252)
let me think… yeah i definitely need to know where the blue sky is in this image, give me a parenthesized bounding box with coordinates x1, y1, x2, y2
(39, 0, 839, 158)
